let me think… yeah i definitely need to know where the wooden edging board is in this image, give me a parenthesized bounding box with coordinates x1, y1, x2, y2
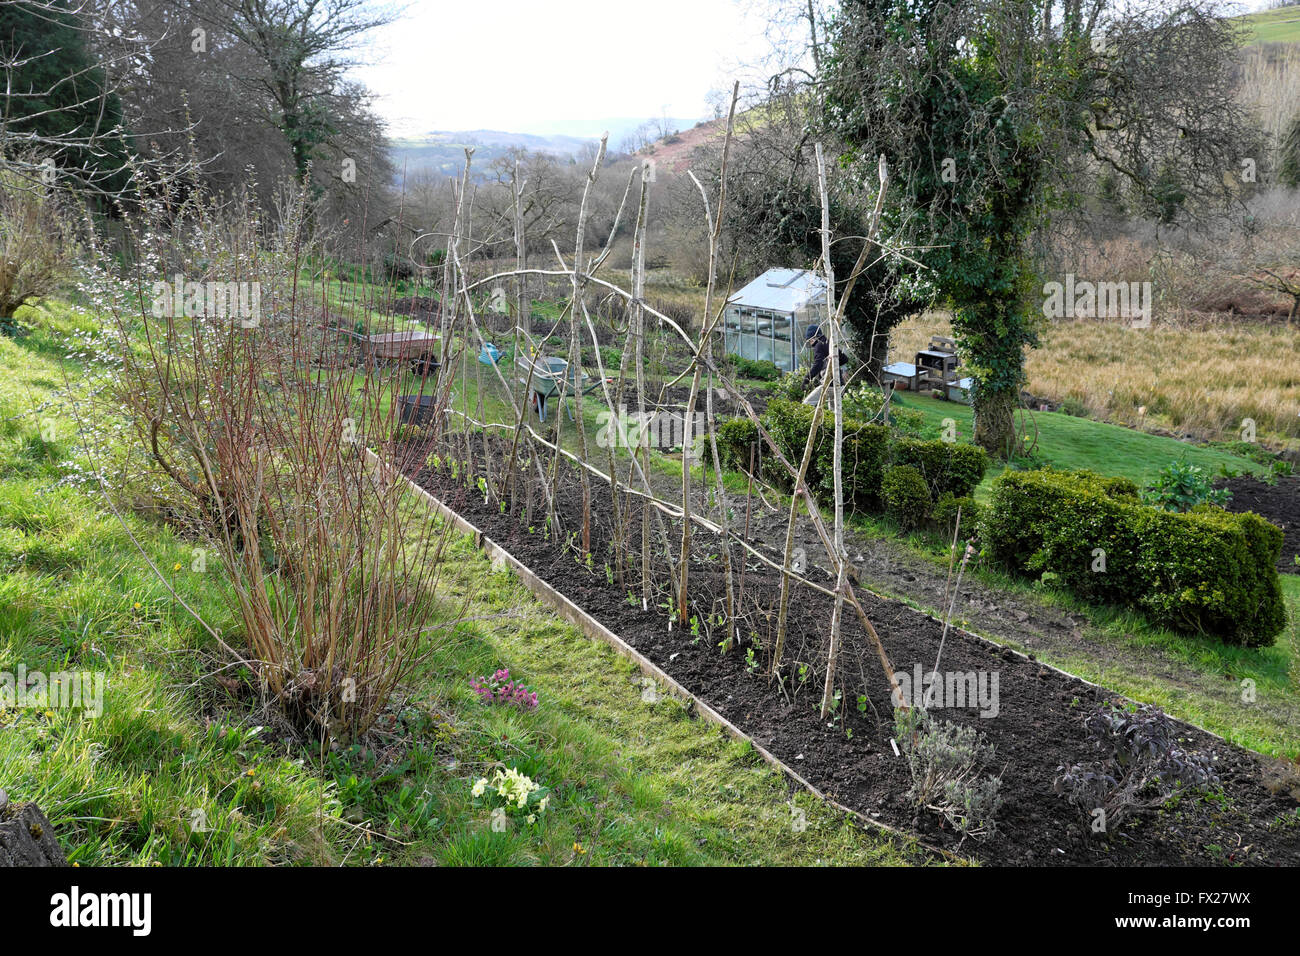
(367, 449, 960, 863)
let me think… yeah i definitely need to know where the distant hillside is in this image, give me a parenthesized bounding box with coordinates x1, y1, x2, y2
(388, 130, 594, 184)
(1237, 6, 1300, 45)
(388, 118, 705, 185)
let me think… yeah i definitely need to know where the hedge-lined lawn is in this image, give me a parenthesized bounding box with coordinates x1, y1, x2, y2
(0, 300, 923, 867)
(895, 391, 1266, 497)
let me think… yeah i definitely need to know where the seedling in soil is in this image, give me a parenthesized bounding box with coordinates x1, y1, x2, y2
(827, 689, 842, 722)
(744, 646, 759, 673)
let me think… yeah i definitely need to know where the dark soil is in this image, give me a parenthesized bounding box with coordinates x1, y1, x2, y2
(400, 437, 1300, 866)
(1218, 474, 1300, 573)
(651, 382, 772, 418)
(389, 296, 443, 320)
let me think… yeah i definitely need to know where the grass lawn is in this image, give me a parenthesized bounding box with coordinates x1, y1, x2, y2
(0, 299, 921, 866)
(894, 391, 1266, 499)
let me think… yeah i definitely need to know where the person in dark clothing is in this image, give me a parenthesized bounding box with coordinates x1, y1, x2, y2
(803, 323, 846, 389)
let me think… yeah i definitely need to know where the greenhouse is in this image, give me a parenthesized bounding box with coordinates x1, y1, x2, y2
(723, 268, 828, 372)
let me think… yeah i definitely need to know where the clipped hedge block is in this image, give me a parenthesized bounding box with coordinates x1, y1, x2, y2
(762, 398, 891, 512)
(882, 465, 932, 530)
(716, 399, 989, 519)
(716, 416, 759, 474)
(893, 436, 988, 500)
(933, 492, 984, 541)
(985, 469, 1285, 647)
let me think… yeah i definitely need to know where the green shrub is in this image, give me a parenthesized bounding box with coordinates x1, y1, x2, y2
(985, 469, 1285, 646)
(716, 416, 759, 473)
(730, 356, 782, 381)
(762, 398, 891, 512)
(841, 383, 890, 423)
(717, 399, 987, 520)
(1143, 460, 1231, 512)
(892, 436, 988, 500)
(932, 493, 984, 541)
(842, 385, 928, 437)
(882, 465, 932, 530)
(773, 370, 807, 401)
(1134, 506, 1285, 645)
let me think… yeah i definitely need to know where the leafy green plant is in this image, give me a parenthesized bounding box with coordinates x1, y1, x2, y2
(1144, 460, 1230, 512)
(729, 355, 782, 381)
(471, 767, 550, 827)
(842, 384, 926, 436)
(774, 370, 808, 401)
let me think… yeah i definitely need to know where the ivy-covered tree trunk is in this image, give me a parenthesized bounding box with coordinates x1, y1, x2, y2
(863, 327, 891, 384)
(953, 298, 1034, 459)
(973, 385, 1016, 457)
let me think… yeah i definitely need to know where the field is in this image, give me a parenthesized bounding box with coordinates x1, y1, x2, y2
(1238, 6, 1300, 45)
(892, 312, 1300, 450)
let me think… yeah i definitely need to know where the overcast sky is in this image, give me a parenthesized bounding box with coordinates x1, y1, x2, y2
(353, 0, 778, 137)
(353, 0, 1278, 139)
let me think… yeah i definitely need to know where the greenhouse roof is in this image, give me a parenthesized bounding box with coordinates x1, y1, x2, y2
(727, 268, 828, 314)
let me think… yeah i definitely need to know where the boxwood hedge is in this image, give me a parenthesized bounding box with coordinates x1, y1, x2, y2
(984, 469, 1285, 647)
(715, 398, 986, 517)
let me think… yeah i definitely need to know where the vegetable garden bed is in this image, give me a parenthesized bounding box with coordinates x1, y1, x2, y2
(398, 437, 1300, 867)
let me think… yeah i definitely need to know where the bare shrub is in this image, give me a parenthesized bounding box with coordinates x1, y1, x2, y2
(85, 177, 460, 742)
(0, 163, 78, 323)
(1054, 704, 1219, 837)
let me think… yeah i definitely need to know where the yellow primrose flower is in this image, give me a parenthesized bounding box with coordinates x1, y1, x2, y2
(471, 778, 487, 798)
